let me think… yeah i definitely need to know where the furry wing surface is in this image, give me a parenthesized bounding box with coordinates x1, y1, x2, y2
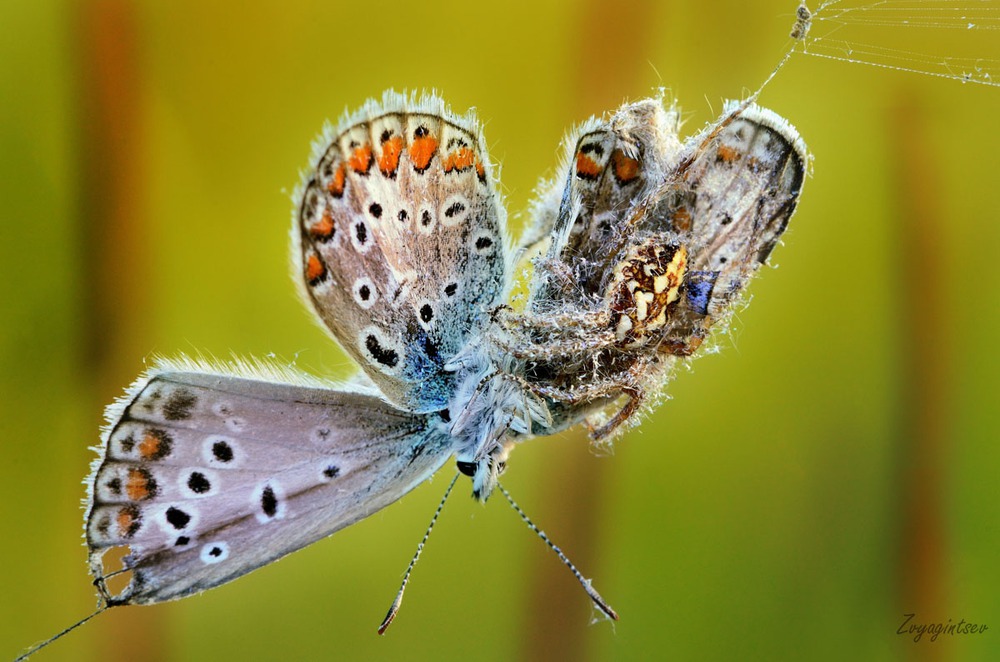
(684, 105, 806, 261)
(294, 92, 509, 413)
(86, 364, 452, 605)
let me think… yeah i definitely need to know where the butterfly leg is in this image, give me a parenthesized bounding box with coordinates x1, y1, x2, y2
(522, 360, 643, 412)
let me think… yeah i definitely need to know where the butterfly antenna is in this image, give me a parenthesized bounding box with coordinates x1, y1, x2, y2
(16, 603, 110, 661)
(377, 472, 459, 635)
(498, 483, 619, 621)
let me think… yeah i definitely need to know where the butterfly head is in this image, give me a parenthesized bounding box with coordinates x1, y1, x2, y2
(456, 441, 511, 501)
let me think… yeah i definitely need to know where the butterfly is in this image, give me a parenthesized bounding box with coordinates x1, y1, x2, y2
(19, 89, 806, 659)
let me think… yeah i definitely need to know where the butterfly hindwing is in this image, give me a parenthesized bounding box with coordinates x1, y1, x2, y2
(294, 92, 509, 413)
(86, 361, 452, 605)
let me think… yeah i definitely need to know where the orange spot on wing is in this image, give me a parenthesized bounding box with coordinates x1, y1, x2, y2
(327, 163, 346, 196)
(115, 505, 142, 538)
(672, 207, 692, 232)
(126, 468, 151, 501)
(717, 145, 740, 164)
(309, 209, 335, 241)
(575, 151, 602, 179)
(378, 136, 403, 176)
(348, 144, 373, 174)
(116, 509, 135, 535)
(306, 254, 326, 284)
(409, 134, 439, 171)
(475, 158, 485, 180)
(443, 146, 476, 173)
(611, 149, 640, 183)
(138, 432, 161, 460)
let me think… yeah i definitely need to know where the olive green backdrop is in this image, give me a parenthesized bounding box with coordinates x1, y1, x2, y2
(3, 1, 998, 660)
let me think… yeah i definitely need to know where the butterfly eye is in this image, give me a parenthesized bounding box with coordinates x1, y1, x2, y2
(456, 461, 477, 477)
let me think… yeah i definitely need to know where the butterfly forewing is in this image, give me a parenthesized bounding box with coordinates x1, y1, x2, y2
(87, 363, 452, 605)
(295, 92, 509, 413)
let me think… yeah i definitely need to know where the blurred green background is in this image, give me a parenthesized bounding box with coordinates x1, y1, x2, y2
(3, 1, 998, 660)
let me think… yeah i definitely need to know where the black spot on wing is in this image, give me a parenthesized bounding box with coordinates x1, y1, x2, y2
(261, 485, 278, 518)
(166, 506, 191, 530)
(119, 433, 135, 454)
(212, 440, 234, 463)
(365, 334, 399, 368)
(163, 389, 197, 421)
(187, 472, 211, 494)
(423, 338, 439, 361)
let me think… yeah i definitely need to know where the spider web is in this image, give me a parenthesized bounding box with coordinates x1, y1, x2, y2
(792, 0, 999, 87)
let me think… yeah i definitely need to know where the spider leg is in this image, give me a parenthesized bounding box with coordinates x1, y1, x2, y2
(588, 383, 646, 441)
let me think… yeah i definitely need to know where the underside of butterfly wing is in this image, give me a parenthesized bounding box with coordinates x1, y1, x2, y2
(293, 91, 510, 413)
(86, 360, 452, 605)
(629, 101, 809, 355)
